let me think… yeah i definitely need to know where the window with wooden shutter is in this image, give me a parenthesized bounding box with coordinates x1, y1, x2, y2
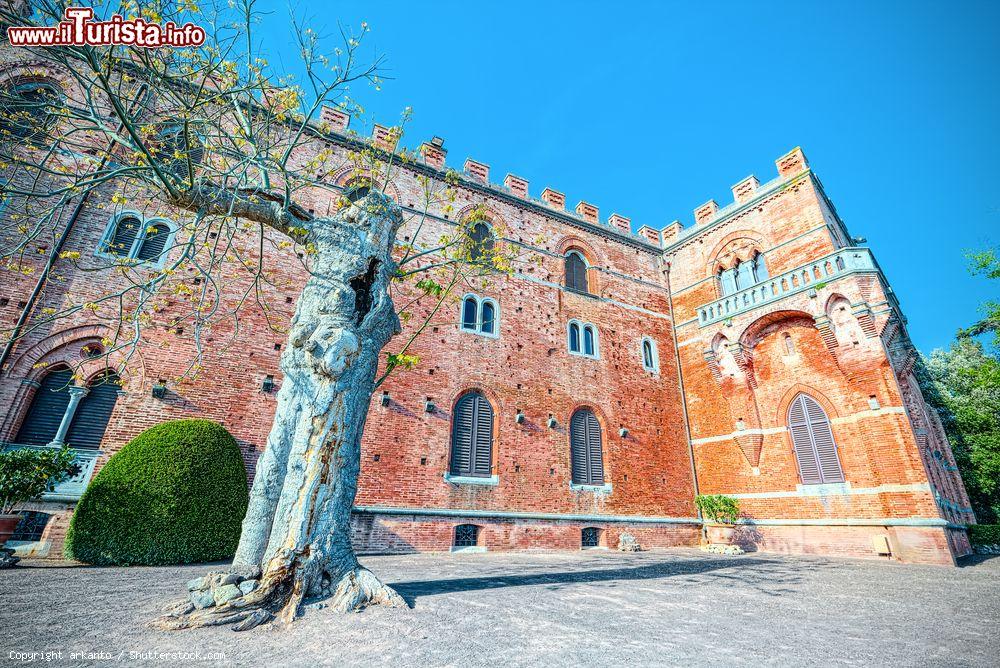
(570, 408, 604, 485)
(65, 371, 120, 449)
(449, 392, 493, 477)
(105, 215, 141, 257)
(135, 223, 169, 262)
(564, 251, 589, 293)
(787, 394, 844, 485)
(14, 367, 73, 445)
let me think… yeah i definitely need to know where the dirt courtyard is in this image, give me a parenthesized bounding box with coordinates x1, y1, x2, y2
(2, 549, 998, 666)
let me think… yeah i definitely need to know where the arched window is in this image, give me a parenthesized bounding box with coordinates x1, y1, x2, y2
(480, 301, 496, 335)
(564, 251, 589, 293)
(568, 322, 581, 353)
(568, 320, 598, 358)
(459, 294, 499, 337)
(583, 326, 596, 356)
(104, 214, 143, 257)
(570, 408, 604, 486)
(135, 223, 170, 262)
(98, 213, 175, 266)
(751, 252, 769, 282)
(787, 394, 844, 485)
(450, 391, 494, 478)
(65, 371, 121, 449)
(1, 80, 62, 142)
(641, 337, 658, 371)
(718, 266, 737, 296)
(345, 182, 371, 203)
(783, 333, 795, 355)
(735, 259, 754, 290)
(467, 222, 495, 263)
(154, 123, 203, 176)
(461, 296, 478, 330)
(14, 367, 73, 445)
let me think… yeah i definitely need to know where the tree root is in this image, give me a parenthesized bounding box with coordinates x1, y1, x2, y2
(150, 566, 404, 631)
(327, 566, 406, 613)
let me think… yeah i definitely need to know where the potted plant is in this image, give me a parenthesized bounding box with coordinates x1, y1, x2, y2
(695, 494, 741, 545)
(0, 446, 77, 556)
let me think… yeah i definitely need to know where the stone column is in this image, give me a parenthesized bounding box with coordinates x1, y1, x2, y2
(47, 386, 88, 448)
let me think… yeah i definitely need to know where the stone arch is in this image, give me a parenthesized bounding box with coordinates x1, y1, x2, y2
(706, 229, 769, 276)
(774, 383, 841, 424)
(330, 166, 400, 203)
(738, 310, 817, 351)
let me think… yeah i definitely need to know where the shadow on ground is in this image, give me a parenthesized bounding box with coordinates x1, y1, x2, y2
(390, 553, 828, 607)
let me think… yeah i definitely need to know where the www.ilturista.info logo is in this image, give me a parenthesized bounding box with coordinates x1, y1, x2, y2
(7, 7, 206, 47)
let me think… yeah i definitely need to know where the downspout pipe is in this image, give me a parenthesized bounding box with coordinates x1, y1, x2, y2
(0, 84, 149, 373)
(662, 260, 703, 529)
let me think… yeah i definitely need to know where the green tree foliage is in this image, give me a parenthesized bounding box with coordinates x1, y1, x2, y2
(966, 248, 1000, 347)
(916, 338, 1000, 523)
(65, 420, 248, 565)
(0, 446, 76, 514)
(695, 494, 741, 525)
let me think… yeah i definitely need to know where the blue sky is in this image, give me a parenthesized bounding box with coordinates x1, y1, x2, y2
(256, 0, 999, 353)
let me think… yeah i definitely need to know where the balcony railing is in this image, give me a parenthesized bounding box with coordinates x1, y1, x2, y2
(1, 444, 99, 501)
(697, 247, 879, 327)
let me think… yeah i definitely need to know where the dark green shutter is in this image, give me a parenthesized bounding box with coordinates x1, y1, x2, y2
(135, 223, 169, 262)
(65, 372, 120, 449)
(14, 368, 73, 445)
(571, 409, 603, 485)
(450, 392, 493, 477)
(107, 216, 140, 256)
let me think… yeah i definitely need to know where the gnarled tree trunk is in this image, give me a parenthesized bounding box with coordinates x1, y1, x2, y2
(155, 192, 405, 631)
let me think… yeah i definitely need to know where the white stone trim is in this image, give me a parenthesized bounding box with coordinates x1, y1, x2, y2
(730, 482, 931, 500)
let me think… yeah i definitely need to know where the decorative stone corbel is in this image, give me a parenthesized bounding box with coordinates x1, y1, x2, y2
(851, 303, 879, 338)
(813, 315, 839, 352)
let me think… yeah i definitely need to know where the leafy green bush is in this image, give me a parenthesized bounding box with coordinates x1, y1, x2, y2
(969, 524, 1000, 547)
(0, 446, 76, 513)
(695, 494, 740, 525)
(65, 419, 248, 565)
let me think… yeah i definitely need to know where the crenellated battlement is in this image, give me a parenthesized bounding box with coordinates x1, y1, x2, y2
(316, 105, 815, 252)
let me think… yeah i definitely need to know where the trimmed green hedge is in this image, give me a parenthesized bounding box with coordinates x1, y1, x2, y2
(969, 524, 1000, 547)
(65, 419, 249, 565)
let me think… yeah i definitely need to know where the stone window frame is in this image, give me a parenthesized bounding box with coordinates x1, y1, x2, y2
(567, 319, 600, 359)
(459, 293, 500, 339)
(95, 210, 178, 269)
(640, 336, 659, 373)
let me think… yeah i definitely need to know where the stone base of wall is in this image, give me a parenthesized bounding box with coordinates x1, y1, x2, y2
(350, 510, 702, 554)
(733, 523, 966, 566)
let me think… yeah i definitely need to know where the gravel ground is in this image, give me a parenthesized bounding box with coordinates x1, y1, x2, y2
(1, 549, 998, 667)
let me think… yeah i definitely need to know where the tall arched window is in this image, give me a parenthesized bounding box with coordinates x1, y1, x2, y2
(735, 259, 754, 289)
(583, 325, 596, 356)
(345, 182, 371, 203)
(718, 266, 737, 296)
(450, 392, 494, 478)
(564, 251, 589, 293)
(462, 297, 478, 330)
(787, 394, 844, 485)
(641, 337, 658, 371)
(570, 408, 604, 486)
(65, 371, 121, 449)
(751, 251, 769, 282)
(467, 222, 495, 263)
(568, 322, 581, 352)
(480, 301, 496, 335)
(14, 367, 73, 445)
(1, 80, 62, 142)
